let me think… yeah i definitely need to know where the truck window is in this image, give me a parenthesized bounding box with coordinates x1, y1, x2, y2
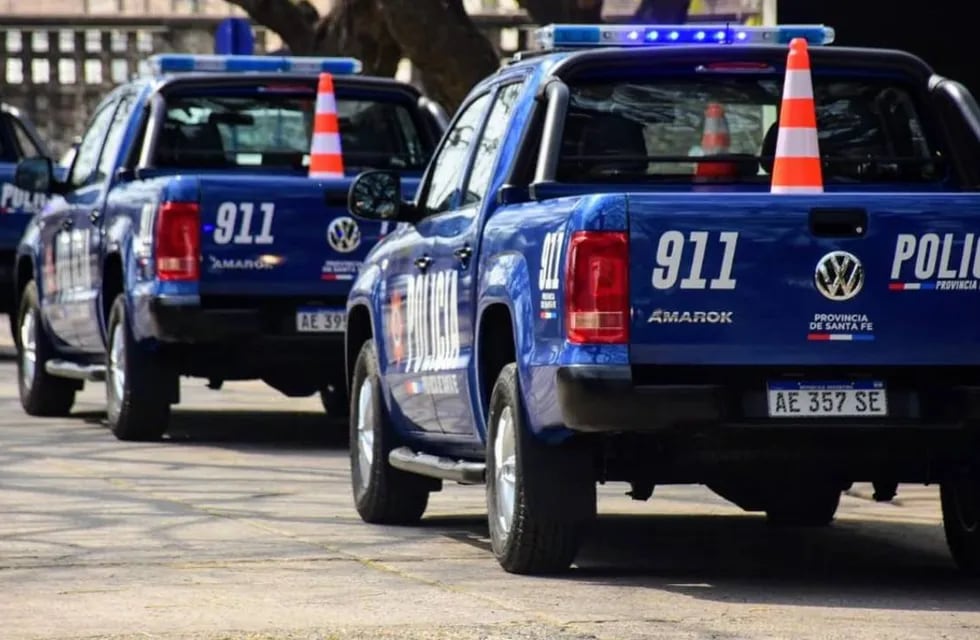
(154, 88, 431, 172)
(422, 93, 491, 213)
(556, 77, 943, 185)
(68, 101, 119, 189)
(95, 94, 136, 183)
(462, 81, 525, 206)
(10, 117, 42, 158)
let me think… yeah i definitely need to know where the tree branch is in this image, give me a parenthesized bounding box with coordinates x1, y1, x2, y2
(377, 0, 500, 111)
(632, 0, 691, 22)
(223, 0, 318, 54)
(517, 0, 603, 24)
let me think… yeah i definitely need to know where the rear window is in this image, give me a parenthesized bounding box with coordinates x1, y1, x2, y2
(557, 77, 943, 185)
(154, 88, 431, 172)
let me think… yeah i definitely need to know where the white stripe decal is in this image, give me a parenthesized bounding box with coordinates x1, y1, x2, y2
(316, 92, 337, 114)
(774, 127, 821, 158)
(782, 69, 814, 99)
(828, 334, 853, 341)
(771, 184, 824, 194)
(310, 132, 342, 155)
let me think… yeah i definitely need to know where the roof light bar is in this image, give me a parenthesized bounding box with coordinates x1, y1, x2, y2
(148, 54, 363, 76)
(533, 24, 835, 50)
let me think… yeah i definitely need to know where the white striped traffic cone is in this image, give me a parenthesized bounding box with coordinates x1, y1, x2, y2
(771, 37, 823, 194)
(308, 72, 345, 179)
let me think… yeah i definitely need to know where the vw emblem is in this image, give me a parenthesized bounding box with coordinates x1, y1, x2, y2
(327, 216, 361, 253)
(814, 250, 864, 301)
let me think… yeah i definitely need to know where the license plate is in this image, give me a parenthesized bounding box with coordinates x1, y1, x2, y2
(296, 308, 347, 333)
(767, 380, 887, 418)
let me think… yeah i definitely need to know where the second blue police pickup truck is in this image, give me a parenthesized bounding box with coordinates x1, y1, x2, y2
(1, 102, 50, 323)
(12, 54, 446, 441)
(343, 23, 980, 574)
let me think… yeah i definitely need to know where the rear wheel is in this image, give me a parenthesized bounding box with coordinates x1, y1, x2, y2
(941, 466, 980, 575)
(106, 294, 175, 441)
(16, 281, 76, 416)
(486, 363, 596, 574)
(349, 340, 431, 524)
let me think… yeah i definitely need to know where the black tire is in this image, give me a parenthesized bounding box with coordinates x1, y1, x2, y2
(105, 294, 174, 441)
(765, 485, 841, 526)
(349, 340, 430, 524)
(16, 281, 77, 416)
(941, 466, 980, 575)
(486, 363, 596, 574)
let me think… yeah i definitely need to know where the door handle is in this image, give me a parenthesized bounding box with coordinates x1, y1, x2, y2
(61, 217, 74, 230)
(414, 254, 432, 271)
(453, 244, 472, 263)
(89, 210, 101, 224)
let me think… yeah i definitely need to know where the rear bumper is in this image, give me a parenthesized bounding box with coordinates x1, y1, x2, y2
(555, 365, 980, 433)
(556, 366, 725, 431)
(146, 295, 347, 375)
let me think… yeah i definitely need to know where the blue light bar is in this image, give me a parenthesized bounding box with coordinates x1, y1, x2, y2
(533, 23, 835, 50)
(148, 54, 363, 76)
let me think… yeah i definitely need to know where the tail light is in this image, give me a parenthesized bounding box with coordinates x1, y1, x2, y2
(154, 201, 200, 281)
(565, 231, 629, 344)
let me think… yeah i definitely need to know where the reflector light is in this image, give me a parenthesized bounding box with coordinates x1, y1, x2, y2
(533, 23, 835, 50)
(148, 54, 362, 76)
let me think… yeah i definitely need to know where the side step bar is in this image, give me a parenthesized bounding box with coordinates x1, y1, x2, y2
(45, 360, 106, 382)
(388, 447, 485, 485)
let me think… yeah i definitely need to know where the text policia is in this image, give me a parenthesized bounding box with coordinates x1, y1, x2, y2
(394, 270, 461, 373)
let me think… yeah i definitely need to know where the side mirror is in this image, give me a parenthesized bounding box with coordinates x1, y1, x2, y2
(14, 156, 55, 194)
(348, 170, 414, 222)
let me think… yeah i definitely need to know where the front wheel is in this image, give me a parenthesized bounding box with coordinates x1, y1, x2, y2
(349, 340, 431, 524)
(105, 295, 175, 441)
(486, 363, 596, 575)
(941, 466, 980, 575)
(16, 281, 77, 416)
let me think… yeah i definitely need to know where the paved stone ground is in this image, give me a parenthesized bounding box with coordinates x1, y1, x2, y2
(1, 315, 979, 640)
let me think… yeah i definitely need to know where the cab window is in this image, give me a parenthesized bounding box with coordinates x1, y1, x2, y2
(557, 77, 942, 185)
(68, 101, 118, 189)
(422, 93, 491, 213)
(462, 81, 525, 206)
(154, 87, 432, 172)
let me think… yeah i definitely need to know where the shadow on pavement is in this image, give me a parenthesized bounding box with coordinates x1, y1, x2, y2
(394, 503, 980, 615)
(560, 512, 979, 611)
(64, 407, 350, 450)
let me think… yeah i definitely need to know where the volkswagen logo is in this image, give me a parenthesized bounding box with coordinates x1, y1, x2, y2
(814, 251, 864, 301)
(327, 216, 361, 253)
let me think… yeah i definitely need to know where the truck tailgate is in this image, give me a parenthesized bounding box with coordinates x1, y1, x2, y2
(629, 192, 980, 366)
(196, 175, 409, 297)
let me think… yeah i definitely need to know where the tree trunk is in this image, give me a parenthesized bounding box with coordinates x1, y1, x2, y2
(225, 0, 402, 77)
(377, 0, 501, 111)
(517, 0, 603, 24)
(313, 0, 402, 78)
(223, 0, 318, 55)
(633, 0, 691, 22)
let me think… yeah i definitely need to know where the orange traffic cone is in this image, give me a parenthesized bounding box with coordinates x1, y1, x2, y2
(308, 72, 345, 179)
(695, 102, 736, 178)
(771, 37, 823, 193)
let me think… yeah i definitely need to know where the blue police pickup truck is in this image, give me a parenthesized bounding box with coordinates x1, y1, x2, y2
(12, 54, 446, 441)
(342, 23, 980, 574)
(1, 102, 50, 323)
